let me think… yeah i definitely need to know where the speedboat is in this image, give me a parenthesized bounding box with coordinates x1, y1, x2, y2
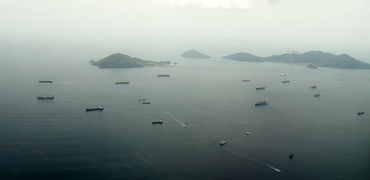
(357, 111, 365, 116)
(246, 131, 252, 135)
(219, 140, 227, 146)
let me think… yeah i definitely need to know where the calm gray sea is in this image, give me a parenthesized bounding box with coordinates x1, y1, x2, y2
(0, 53, 369, 179)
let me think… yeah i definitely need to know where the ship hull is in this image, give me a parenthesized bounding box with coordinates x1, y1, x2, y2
(37, 96, 54, 100)
(115, 82, 129, 84)
(157, 75, 170, 77)
(86, 108, 104, 112)
(39, 80, 53, 83)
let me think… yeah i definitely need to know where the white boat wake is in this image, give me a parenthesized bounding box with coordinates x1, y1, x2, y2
(225, 148, 282, 173)
(159, 111, 186, 127)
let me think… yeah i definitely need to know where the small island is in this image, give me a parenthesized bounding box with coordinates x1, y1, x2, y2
(181, 49, 210, 59)
(223, 51, 370, 69)
(306, 64, 318, 69)
(91, 53, 163, 68)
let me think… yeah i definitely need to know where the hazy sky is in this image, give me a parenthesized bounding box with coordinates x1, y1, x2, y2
(1, 0, 369, 61)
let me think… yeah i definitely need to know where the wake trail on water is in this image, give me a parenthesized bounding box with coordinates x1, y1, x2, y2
(225, 148, 282, 173)
(159, 110, 186, 127)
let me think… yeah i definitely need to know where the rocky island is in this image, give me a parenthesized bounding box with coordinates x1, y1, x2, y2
(181, 49, 210, 59)
(91, 53, 162, 68)
(223, 51, 370, 69)
(306, 64, 318, 69)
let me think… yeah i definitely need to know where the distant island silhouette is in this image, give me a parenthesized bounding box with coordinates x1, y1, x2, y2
(223, 51, 370, 69)
(91, 53, 167, 68)
(181, 49, 210, 59)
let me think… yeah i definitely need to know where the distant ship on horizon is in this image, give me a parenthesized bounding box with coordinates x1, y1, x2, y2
(157, 74, 170, 77)
(115, 81, 129, 85)
(86, 105, 104, 112)
(37, 96, 54, 100)
(256, 87, 266, 90)
(255, 101, 268, 106)
(39, 80, 53, 83)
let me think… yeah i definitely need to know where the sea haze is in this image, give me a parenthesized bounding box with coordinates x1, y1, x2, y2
(0, 50, 369, 179)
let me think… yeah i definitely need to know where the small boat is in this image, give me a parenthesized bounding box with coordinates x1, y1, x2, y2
(289, 153, 295, 159)
(357, 111, 365, 116)
(281, 80, 290, 83)
(311, 85, 317, 89)
(86, 105, 104, 112)
(255, 101, 268, 106)
(115, 81, 129, 85)
(37, 96, 54, 100)
(157, 74, 170, 77)
(152, 120, 163, 124)
(39, 80, 53, 83)
(256, 87, 266, 90)
(246, 131, 252, 135)
(313, 93, 320, 97)
(242, 80, 251, 82)
(139, 98, 148, 101)
(142, 102, 151, 104)
(280, 73, 286, 76)
(219, 140, 227, 146)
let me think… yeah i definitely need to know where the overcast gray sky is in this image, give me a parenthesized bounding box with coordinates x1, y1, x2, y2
(1, 0, 369, 61)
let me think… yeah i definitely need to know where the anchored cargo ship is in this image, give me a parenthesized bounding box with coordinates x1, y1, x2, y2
(314, 93, 320, 97)
(157, 74, 170, 77)
(39, 80, 53, 83)
(37, 96, 54, 100)
(242, 80, 251, 82)
(256, 87, 266, 90)
(255, 101, 268, 106)
(152, 120, 163, 124)
(86, 106, 104, 112)
(115, 81, 129, 85)
(282, 80, 290, 83)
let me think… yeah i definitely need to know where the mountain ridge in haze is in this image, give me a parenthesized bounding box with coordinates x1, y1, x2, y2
(223, 51, 370, 69)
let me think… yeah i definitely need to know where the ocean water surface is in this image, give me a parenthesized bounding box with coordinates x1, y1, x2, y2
(0, 54, 369, 179)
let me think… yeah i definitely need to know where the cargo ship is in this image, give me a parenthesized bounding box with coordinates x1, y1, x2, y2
(37, 96, 54, 100)
(39, 80, 53, 83)
(256, 87, 266, 90)
(255, 100, 268, 106)
(115, 81, 129, 85)
(311, 85, 317, 89)
(157, 74, 170, 77)
(313, 93, 320, 97)
(139, 98, 148, 101)
(357, 111, 365, 116)
(86, 106, 104, 112)
(142, 102, 151, 104)
(242, 80, 251, 82)
(152, 120, 163, 124)
(281, 80, 290, 83)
